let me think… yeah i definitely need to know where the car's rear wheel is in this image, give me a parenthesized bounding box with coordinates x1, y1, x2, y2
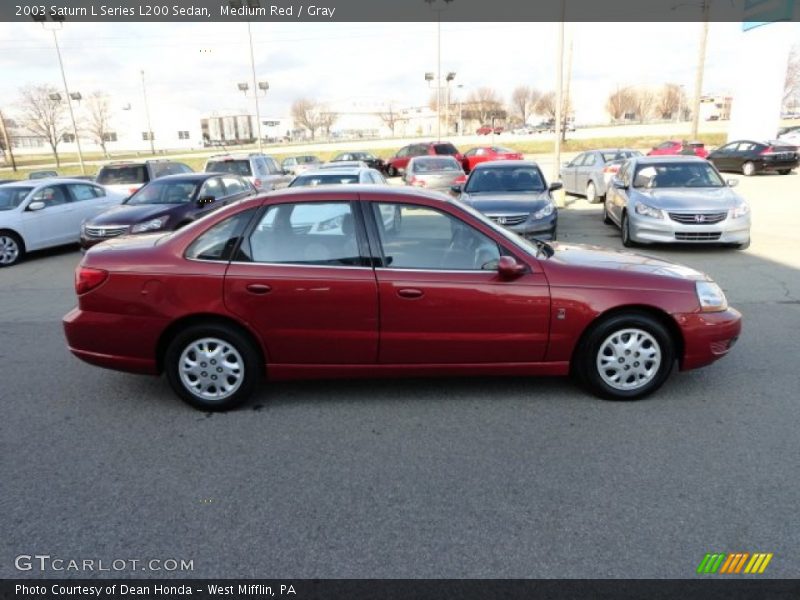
(742, 161, 756, 176)
(586, 181, 598, 203)
(0, 231, 24, 267)
(778, 169, 791, 175)
(621, 212, 636, 247)
(575, 312, 675, 400)
(165, 324, 261, 411)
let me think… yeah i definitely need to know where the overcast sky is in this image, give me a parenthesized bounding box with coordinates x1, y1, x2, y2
(0, 21, 797, 123)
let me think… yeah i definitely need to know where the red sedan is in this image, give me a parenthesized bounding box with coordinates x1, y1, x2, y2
(63, 186, 741, 411)
(477, 125, 504, 135)
(462, 146, 523, 173)
(647, 140, 709, 158)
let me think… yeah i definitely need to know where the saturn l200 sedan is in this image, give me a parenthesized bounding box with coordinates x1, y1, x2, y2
(63, 186, 741, 411)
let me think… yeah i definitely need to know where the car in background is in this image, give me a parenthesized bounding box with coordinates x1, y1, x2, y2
(533, 119, 575, 133)
(96, 160, 193, 197)
(647, 140, 709, 158)
(63, 185, 741, 411)
(604, 156, 750, 249)
(28, 170, 59, 180)
(476, 125, 504, 135)
(0, 179, 125, 266)
(317, 161, 370, 170)
(58, 175, 96, 182)
(289, 167, 387, 188)
(80, 173, 254, 250)
(204, 153, 291, 192)
(0, 179, 18, 185)
(512, 125, 535, 135)
(281, 155, 322, 176)
(461, 146, 523, 173)
(560, 148, 642, 203)
(403, 156, 466, 192)
(777, 125, 800, 146)
(330, 151, 386, 172)
(385, 141, 462, 177)
(706, 140, 799, 176)
(453, 160, 560, 241)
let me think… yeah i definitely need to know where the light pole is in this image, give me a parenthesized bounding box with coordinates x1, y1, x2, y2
(247, 22, 265, 152)
(237, 80, 269, 147)
(140, 70, 155, 155)
(553, 1, 566, 189)
(36, 16, 85, 174)
(0, 109, 17, 171)
(444, 72, 456, 136)
(691, 3, 710, 140)
(425, 0, 453, 142)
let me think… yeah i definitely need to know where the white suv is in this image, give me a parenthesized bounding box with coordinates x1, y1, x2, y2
(204, 153, 291, 192)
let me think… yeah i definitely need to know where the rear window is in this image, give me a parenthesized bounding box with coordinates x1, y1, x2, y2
(96, 165, 147, 185)
(205, 160, 253, 177)
(290, 173, 361, 187)
(433, 143, 458, 156)
(412, 157, 461, 172)
(151, 162, 193, 177)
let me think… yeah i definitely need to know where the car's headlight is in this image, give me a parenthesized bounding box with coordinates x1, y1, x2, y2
(131, 217, 167, 233)
(731, 203, 750, 219)
(532, 203, 555, 219)
(635, 202, 664, 219)
(696, 281, 728, 312)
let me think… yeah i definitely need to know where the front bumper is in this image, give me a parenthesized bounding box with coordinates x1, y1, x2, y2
(629, 213, 750, 245)
(676, 308, 742, 370)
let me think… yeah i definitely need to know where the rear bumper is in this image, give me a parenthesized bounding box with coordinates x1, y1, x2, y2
(677, 308, 742, 371)
(63, 307, 163, 375)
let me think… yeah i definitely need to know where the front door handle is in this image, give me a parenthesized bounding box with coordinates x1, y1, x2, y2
(246, 283, 272, 295)
(397, 288, 423, 299)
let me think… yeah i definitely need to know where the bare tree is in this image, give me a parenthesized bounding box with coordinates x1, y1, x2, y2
(606, 86, 637, 121)
(18, 85, 68, 166)
(378, 103, 405, 136)
(535, 91, 572, 120)
(656, 84, 685, 120)
(290, 98, 325, 140)
(464, 86, 505, 125)
(84, 92, 113, 158)
(631, 87, 657, 123)
(510, 86, 542, 126)
(784, 45, 800, 108)
(319, 109, 338, 139)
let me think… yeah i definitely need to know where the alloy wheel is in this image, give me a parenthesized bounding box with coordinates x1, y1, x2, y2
(596, 328, 662, 391)
(0, 235, 20, 266)
(178, 337, 245, 402)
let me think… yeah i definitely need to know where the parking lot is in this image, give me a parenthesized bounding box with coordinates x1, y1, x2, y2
(1, 170, 799, 578)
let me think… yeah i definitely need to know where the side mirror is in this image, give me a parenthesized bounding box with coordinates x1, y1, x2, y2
(612, 178, 626, 189)
(548, 182, 563, 192)
(450, 184, 463, 194)
(727, 179, 739, 187)
(497, 255, 526, 279)
(27, 201, 46, 211)
(197, 195, 216, 206)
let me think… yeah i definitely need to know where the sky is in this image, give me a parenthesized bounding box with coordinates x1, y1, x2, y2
(0, 21, 797, 125)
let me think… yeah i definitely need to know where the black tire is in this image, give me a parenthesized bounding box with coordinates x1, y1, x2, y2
(778, 169, 791, 175)
(603, 204, 614, 225)
(387, 165, 397, 177)
(742, 161, 756, 176)
(621, 212, 636, 247)
(0, 230, 25, 267)
(164, 323, 261, 411)
(574, 311, 675, 401)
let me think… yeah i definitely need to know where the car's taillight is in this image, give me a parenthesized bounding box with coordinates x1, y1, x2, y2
(453, 174, 467, 184)
(129, 187, 139, 195)
(409, 177, 426, 187)
(603, 165, 620, 174)
(760, 146, 775, 155)
(75, 267, 108, 295)
(254, 178, 262, 188)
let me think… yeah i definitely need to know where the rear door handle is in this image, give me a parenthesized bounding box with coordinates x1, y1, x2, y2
(246, 283, 272, 295)
(397, 288, 423, 299)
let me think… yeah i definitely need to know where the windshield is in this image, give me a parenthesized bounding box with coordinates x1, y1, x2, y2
(205, 160, 252, 176)
(126, 180, 200, 205)
(411, 157, 461, 173)
(633, 163, 724, 189)
(465, 166, 546, 193)
(96, 165, 146, 185)
(0, 186, 33, 210)
(289, 173, 361, 187)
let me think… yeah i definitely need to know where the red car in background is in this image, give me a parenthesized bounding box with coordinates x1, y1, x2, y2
(647, 140, 709, 158)
(385, 141, 462, 177)
(64, 186, 741, 412)
(461, 146, 523, 173)
(477, 125, 504, 135)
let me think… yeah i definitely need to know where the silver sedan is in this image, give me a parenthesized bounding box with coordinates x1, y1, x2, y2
(403, 156, 466, 192)
(560, 148, 642, 203)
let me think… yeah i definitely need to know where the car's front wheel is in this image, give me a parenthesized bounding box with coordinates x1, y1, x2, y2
(778, 169, 791, 175)
(575, 312, 675, 400)
(0, 231, 24, 267)
(386, 165, 397, 177)
(742, 161, 756, 176)
(164, 324, 261, 411)
(621, 212, 636, 247)
(586, 181, 598, 203)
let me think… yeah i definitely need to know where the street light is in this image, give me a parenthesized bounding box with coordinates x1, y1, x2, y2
(34, 15, 85, 174)
(424, 0, 454, 142)
(444, 72, 456, 136)
(140, 70, 155, 155)
(237, 79, 269, 147)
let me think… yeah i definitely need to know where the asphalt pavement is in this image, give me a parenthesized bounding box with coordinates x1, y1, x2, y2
(1, 172, 799, 579)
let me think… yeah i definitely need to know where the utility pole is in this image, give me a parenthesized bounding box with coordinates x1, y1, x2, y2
(690, 0, 710, 139)
(0, 109, 17, 172)
(562, 33, 573, 142)
(140, 69, 155, 155)
(247, 22, 264, 152)
(436, 15, 442, 141)
(52, 28, 85, 174)
(553, 1, 566, 194)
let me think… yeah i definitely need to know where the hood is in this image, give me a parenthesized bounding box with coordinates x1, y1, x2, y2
(86, 203, 185, 226)
(549, 242, 709, 281)
(631, 187, 739, 211)
(461, 191, 551, 213)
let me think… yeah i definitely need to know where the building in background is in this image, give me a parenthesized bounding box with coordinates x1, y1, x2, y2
(699, 94, 733, 121)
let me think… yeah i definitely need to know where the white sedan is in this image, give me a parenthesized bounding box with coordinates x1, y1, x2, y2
(0, 179, 125, 266)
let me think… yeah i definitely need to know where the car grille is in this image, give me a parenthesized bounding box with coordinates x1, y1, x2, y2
(668, 211, 727, 225)
(84, 225, 129, 238)
(488, 214, 528, 226)
(674, 232, 721, 241)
